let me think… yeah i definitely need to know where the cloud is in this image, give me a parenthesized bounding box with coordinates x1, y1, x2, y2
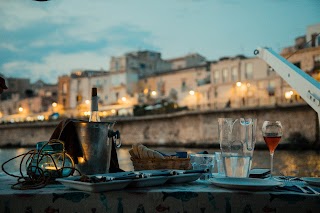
(1, 44, 133, 84)
(0, 43, 20, 52)
(0, 0, 319, 84)
(0, 1, 49, 31)
(2, 52, 104, 84)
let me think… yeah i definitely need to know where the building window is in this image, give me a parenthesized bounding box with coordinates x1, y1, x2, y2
(314, 54, 320, 67)
(181, 79, 187, 92)
(214, 88, 218, 98)
(268, 81, 275, 96)
(293, 62, 301, 68)
(62, 83, 67, 94)
(115, 61, 120, 71)
(222, 68, 228, 83)
(231, 67, 238, 81)
(213, 70, 220, 83)
(245, 63, 253, 79)
(140, 63, 146, 69)
(267, 66, 274, 76)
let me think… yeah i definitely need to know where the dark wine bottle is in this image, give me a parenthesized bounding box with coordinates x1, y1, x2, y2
(89, 87, 100, 122)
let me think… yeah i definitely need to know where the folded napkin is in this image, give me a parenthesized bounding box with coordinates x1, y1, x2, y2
(50, 119, 123, 173)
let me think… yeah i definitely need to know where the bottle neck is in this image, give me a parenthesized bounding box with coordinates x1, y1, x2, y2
(90, 95, 100, 122)
(91, 96, 98, 111)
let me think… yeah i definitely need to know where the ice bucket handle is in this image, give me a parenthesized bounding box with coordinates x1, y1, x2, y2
(108, 130, 121, 148)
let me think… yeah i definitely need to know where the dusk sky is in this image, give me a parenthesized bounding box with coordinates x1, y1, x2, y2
(0, 0, 319, 84)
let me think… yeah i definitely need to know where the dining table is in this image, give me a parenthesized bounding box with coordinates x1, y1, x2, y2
(0, 172, 320, 213)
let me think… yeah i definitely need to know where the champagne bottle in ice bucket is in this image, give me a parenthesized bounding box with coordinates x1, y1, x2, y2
(74, 87, 115, 175)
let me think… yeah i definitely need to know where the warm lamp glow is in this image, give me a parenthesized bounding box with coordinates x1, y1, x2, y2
(18, 107, 23, 112)
(45, 166, 59, 170)
(285, 91, 293, 99)
(236, 82, 242, 87)
(52, 102, 57, 107)
(189, 90, 195, 96)
(85, 100, 90, 105)
(78, 157, 85, 163)
(121, 97, 127, 102)
(151, 91, 157, 96)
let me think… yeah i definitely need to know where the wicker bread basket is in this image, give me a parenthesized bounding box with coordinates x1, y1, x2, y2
(131, 157, 192, 171)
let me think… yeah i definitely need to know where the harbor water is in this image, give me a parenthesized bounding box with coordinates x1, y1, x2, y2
(1, 147, 320, 177)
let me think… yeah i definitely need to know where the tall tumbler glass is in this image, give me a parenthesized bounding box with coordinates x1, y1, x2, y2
(218, 118, 257, 178)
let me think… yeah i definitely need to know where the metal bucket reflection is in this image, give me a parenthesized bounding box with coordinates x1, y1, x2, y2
(74, 121, 116, 175)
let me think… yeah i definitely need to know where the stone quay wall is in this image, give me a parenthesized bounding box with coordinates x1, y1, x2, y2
(0, 104, 318, 148)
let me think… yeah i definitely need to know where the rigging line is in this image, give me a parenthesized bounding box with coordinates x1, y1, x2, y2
(285, 32, 320, 60)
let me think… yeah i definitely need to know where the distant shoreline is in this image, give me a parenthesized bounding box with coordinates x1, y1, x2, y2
(0, 142, 317, 151)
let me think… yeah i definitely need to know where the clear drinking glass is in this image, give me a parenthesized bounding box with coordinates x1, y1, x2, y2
(262, 121, 283, 179)
(190, 153, 215, 180)
(215, 152, 225, 176)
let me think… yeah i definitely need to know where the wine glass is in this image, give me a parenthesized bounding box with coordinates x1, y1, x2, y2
(262, 121, 283, 179)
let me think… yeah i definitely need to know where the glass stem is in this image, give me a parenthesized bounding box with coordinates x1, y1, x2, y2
(270, 153, 274, 178)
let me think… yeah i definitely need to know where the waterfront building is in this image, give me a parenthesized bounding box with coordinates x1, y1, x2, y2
(0, 78, 58, 122)
(210, 55, 273, 109)
(0, 77, 31, 101)
(61, 51, 208, 117)
(137, 63, 210, 109)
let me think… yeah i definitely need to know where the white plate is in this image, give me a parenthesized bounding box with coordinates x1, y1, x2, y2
(128, 176, 169, 188)
(301, 177, 320, 187)
(56, 176, 132, 192)
(210, 177, 282, 191)
(166, 173, 202, 184)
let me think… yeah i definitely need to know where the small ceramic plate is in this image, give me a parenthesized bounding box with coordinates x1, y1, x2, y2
(56, 176, 132, 192)
(210, 177, 282, 191)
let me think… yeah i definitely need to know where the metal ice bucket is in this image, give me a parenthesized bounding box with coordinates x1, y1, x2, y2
(74, 121, 120, 175)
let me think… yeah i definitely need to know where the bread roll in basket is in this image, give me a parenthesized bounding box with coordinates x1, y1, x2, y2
(129, 144, 191, 170)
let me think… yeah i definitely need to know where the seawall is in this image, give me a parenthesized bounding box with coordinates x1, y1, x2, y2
(0, 104, 318, 149)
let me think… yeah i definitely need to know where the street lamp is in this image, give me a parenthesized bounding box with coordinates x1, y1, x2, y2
(189, 90, 195, 96)
(235, 81, 248, 107)
(236, 82, 242, 87)
(285, 91, 293, 102)
(151, 91, 157, 97)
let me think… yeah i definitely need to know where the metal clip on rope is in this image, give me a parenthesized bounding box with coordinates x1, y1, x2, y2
(108, 130, 121, 148)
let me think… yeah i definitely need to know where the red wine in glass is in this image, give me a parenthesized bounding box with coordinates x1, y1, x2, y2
(263, 135, 281, 154)
(262, 121, 283, 178)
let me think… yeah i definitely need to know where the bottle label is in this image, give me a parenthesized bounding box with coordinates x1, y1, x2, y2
(91, 96, 98, 111)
